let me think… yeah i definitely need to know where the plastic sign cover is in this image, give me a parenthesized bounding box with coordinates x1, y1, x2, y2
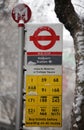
(25, 24, 63, 127)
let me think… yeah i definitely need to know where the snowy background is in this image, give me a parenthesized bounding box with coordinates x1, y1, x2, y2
(0, 0, 84, 130)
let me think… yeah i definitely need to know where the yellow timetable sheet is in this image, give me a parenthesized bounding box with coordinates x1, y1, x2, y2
(25, 75, 62, 127)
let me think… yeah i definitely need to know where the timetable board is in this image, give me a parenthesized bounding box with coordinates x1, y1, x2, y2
(25, 75, 62, 127)
(25, 24, 63, 127)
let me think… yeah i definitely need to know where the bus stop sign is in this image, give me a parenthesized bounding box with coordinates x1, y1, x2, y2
(12, 3, 32, 23)
(30, 26, 60, 50)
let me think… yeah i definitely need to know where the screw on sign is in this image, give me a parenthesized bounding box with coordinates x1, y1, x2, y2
(30, 26, 60, 50)
(12, 3, 32, 23)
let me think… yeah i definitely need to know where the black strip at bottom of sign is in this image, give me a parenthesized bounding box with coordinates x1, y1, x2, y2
(27, 56, 62, 65)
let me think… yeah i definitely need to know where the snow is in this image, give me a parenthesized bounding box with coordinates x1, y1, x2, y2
(72, 0, 84, 18)
(73, 85, 84, 123)
(73, 123, 78, 128)
(77, 58, 84, 83)
(75, 31, 84, 83)
(74, 106, 81, 114)
(76, 115, 82, 122)
(76, 32, 84, 55)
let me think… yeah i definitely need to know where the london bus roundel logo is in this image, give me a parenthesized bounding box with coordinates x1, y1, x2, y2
(30, 26, 60, 50)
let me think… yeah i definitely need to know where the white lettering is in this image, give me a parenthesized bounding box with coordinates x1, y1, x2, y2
(14, 7, 28, 21)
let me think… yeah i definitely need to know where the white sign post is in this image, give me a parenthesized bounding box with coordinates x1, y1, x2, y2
(16, 20, 25, 130)
(12, 3, 32, 130)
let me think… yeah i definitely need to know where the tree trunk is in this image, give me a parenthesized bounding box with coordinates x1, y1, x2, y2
(71, 25, 84, 130)
(54, 0, 84, 130)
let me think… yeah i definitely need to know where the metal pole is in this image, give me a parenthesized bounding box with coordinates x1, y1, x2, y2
(15, 20, 25, 130)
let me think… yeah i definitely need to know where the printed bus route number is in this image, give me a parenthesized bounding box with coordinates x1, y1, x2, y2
(28, 108, 35, 114)
(53, 78, 59, 82)
(52, 88, 59, 92)
(40, 96, 47, 102)
(29, 77, 36, 83)
(31, 78, 33, 82)
(52, 96, 60, 103)
(42, 88, 46, 92)
(51, 107, 61, 116)
(28, 98, 35, 103)
(41, 77, 47, 82)
(40, 107, 47, 115)
(28, 85, 36, 90)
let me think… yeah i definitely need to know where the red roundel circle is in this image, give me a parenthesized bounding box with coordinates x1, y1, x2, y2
(12, 3, 32, 23)
(30, 26, 60, 50)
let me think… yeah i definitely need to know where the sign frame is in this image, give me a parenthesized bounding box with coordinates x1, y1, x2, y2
(25, 23, 63, 127)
